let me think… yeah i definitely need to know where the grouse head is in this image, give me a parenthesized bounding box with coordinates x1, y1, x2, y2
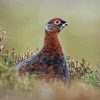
(45, 18, 68, 33)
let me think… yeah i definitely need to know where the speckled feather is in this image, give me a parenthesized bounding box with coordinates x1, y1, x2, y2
(16, 18, 70, 83)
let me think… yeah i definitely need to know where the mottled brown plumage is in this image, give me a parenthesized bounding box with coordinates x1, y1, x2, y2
(16, 18, 70, 83)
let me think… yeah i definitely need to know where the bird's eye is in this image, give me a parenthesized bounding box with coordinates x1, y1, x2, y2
(54, 20, 61, 25)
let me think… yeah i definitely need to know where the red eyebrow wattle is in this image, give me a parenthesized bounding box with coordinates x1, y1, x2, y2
(53, 18, 61, 22)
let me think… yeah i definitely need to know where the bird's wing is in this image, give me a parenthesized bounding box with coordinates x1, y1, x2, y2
(16, 53, 48, 74)
(16, 54, 39, 72)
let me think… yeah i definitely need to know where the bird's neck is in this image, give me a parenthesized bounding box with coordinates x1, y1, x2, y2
(43, 31, 63, 53)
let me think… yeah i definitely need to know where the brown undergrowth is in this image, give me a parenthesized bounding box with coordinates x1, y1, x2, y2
(0, 29, 100, 100)
(0, 80, 100, 100)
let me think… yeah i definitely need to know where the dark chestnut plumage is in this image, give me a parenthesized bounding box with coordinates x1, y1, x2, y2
(16, 18, 70, 83)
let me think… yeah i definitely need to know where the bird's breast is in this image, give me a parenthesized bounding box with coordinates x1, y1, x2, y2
(39, 48, 64, 65)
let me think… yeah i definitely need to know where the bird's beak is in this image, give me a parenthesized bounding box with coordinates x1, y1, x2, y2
(64, 22, 68, 26)
(62, 21, 68, 27)
(60, 21, 68, 30)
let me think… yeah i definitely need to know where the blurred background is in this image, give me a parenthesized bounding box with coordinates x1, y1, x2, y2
(0, 0, 100, 65)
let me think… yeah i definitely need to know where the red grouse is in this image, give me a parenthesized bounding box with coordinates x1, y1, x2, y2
(16, 18, 70, 83)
